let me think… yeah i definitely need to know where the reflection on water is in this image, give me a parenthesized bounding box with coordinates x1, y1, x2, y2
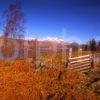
(94, 55, 100, 64)
(0, 51, 3, 59)
(0, 51, 100, 62)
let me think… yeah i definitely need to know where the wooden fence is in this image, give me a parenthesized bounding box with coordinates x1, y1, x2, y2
(68, 48, 93, 73)
(68, 54, 92, 73)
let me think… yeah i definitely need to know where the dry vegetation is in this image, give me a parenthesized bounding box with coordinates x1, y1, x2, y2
(0, 52, 100, 100)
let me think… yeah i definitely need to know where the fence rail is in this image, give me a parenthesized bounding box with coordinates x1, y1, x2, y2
(68, 54, 92, 73)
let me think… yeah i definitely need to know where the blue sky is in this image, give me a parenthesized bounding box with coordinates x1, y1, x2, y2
(0, 0, 100, 43)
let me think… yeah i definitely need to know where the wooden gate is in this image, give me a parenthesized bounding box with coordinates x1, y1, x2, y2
(68, 48, 93, 73)
(68, 55, 92, 73)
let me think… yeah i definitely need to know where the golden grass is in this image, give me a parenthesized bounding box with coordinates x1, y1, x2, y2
(0, 59, 97, 100)
(0, 51, 99, 99)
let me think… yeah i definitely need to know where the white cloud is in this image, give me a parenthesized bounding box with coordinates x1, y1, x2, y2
(25, 36, 66, 42)
(25, 36, 36, 40)
(39, 37, 65, 42)
(25, 36, 74, 44)
(67, 36, 84, 44)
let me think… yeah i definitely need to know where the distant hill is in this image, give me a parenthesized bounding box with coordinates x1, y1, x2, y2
(0, 36, 80, 59)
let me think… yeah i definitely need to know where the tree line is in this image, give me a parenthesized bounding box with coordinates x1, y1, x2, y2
(82, 38, 100, 52)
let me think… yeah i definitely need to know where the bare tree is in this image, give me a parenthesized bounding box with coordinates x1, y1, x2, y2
(4, 0, 25, 39)
(2, 0, 25, 59)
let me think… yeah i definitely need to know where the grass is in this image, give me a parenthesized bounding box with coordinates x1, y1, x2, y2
(0, 59, 97, 100)
(0, 51, 99, 100)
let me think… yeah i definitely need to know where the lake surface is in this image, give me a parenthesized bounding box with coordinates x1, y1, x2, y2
(94, 55, 100, 63)
(0, 51, 100, 63)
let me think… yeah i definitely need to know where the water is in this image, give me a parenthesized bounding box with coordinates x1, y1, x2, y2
(94, 55, 100, 64)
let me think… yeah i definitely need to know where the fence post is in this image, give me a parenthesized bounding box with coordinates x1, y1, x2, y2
(90, 52, 95, 68)
(69, 48, 72, 58)
(68, 48, 72, 67)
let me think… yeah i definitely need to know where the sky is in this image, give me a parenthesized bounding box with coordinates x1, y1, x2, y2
(0, 0, 100, 43)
